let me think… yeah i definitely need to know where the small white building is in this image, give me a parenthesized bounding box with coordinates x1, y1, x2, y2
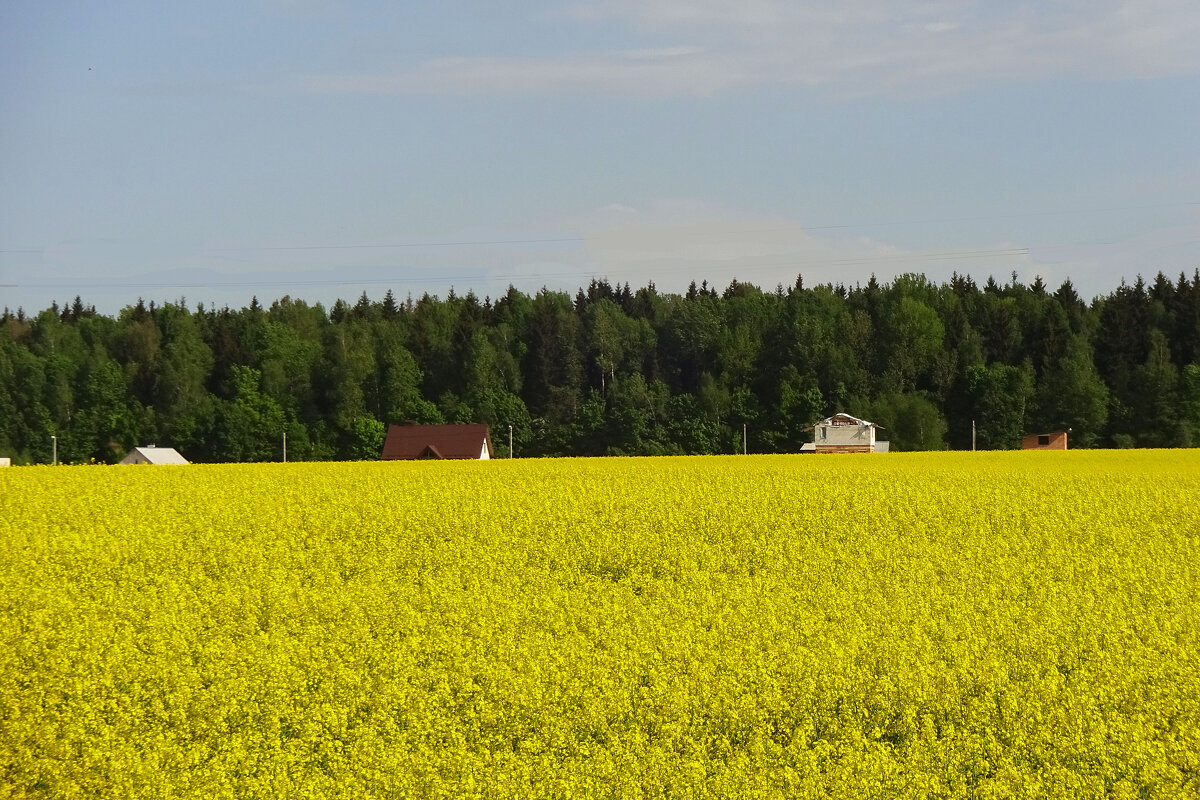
(804, 413, 888, 453)
(119, 446, 189, 465)
(0, 457, 10, 467)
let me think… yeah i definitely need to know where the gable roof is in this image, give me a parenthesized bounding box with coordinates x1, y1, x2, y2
(120, 446, 189, 465)
(804, 413, 882, 431)
(381, 423, 493, 460)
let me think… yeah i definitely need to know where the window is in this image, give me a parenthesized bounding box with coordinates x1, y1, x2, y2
(1038, 435, 1050, 446)
(820, 427, 827, 441)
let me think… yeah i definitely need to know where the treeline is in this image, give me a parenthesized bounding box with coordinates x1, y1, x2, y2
(2, 270, 1200, 463)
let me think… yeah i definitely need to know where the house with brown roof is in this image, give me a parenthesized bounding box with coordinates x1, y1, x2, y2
(381, 423, 494, 460)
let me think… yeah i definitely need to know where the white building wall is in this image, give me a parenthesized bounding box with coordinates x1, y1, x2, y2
(816, 422, 875, 447)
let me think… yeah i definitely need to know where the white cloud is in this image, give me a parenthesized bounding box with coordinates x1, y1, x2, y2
(539, 197, 1200, 298)
(617, 46, 702, 60)
(577, 221, 1036, 292)
(921, 22, 958, 34)
(302, 48, 747, 97)
(535, 200, 1040, 294)
(300, 1, 1200, 97)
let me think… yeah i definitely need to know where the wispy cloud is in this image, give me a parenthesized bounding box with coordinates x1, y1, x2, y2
(299, 0, 1200, 97)
(577, 219, 1035, 292)
(301, 46, 741, 97)
(541, 198, 1025, 294)
(553, 197, 1200, 299)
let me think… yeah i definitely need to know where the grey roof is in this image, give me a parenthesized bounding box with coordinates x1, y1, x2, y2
(119, 447, 189, 465)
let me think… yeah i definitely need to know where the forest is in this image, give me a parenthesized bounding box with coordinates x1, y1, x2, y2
(2, 269, 1199, 464)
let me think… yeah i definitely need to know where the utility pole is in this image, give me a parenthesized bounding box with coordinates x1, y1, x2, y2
(743, 424, 747, 455)
(972, 420, 976, 452)
(283, 432, 287, 463)
(51, 434, 57, 466)
(509, 425, 513, 458)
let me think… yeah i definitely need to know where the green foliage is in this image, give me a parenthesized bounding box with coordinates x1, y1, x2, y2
(965, 362, 1034, 449)
(1181, 363, 1200, 446)
(1131, 329, 1181, 447)
(1034, 335, 1109, 448)
(602, 374, 670, 456)
(2, 269, 1200, 461)
(882, 296, 945, 392)
(862, 392, 946, 451)
(347, 416, 386, 460)
(768, 366, 824, 452)
(217, 365, 286, 462)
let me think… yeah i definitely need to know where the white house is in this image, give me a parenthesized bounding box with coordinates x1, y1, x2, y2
(119, 446, 189, 465)
(804, 413, 888, 453)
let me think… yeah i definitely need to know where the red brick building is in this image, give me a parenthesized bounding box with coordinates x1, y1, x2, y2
(1021, 430, 1068, 450)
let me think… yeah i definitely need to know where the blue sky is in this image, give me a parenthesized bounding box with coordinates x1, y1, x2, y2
(2, 1, 1198, 314)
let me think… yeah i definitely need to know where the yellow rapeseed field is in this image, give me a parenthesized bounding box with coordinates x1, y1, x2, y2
(1, 452, 1198, 798)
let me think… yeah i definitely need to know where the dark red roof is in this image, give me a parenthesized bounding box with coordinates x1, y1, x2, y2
(381, 423, 493, 460)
